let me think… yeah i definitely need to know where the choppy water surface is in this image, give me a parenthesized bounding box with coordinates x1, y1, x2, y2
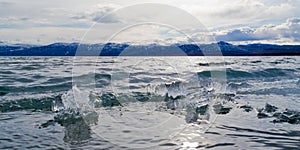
(0, 56, 300, 149)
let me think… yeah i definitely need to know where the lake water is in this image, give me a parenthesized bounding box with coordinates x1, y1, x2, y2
(0, 56, 299, 149)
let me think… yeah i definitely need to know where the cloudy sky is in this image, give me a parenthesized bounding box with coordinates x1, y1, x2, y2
(0, 0, 299, 45)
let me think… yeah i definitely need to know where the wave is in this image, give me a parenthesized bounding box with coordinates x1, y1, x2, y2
(197, 62, 233, 66)
(0, 86, 9, 96)
(0, 82, 72, 94)
(197, 68, 295, 79)
(1, 80, 233, 123)
(0, 73, 112, 96)
(2, 79, 299, 125)
(0, 95, 61, 112)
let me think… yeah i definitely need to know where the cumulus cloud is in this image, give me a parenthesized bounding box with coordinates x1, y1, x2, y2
(215, 18, 300, 43)
(215, 28, 258, 41)
(188, 0, 295, 28)
(0, 2, 13, 6)
(71, 4, 121, 23)
(0, 0, 299, 44)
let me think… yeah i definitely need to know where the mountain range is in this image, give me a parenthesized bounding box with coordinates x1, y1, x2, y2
(0, 41, 300, 56)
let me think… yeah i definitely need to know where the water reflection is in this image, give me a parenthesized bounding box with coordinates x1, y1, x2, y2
(62, 117, 92, 144)
(218, 125, 300, 149)
(50, 110, 99, 145)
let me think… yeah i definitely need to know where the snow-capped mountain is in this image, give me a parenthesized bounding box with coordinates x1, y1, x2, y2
(0, 41, 299, 56)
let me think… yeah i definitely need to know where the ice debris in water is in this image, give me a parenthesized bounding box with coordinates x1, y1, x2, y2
(165, 81, 185, 99)
(145, 80, 213, 123)
(52, 98, 64, 112)
(163, 80, 238, 123)
(272, 109, 300, 124)
(257, 103, 278, 118)
(264, 103, 278, 113)
(61, 88, 77, 111)
(52, 80, 239, 125)
(185, 103, 209, 123)
(48, 86, 99, 128)
(51, 86, 96, 113)
(213, 103, 232, 115)
(146, 82, 168, 96)
(146, 80, 184, 99)
(239, 104, 253, 112)
(257, 103, 300, 124)
(99, 92, 121, 107)
(59, 85, 96, 113)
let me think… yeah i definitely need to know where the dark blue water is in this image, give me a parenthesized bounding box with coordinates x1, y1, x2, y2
(0, 56, 299, 149)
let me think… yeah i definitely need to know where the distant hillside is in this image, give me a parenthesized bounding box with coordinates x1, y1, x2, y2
(0, 41, 300, 56)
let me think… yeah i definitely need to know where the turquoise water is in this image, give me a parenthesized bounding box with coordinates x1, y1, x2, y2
(0, 56, 299, 149)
